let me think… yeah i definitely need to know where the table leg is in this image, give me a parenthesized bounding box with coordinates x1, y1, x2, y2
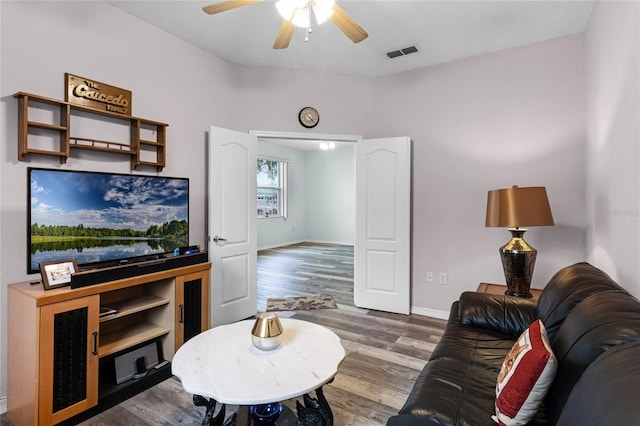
(193, 384, 333, 426)
(295, 385, 332, 426)
(193, 395, 237, 426)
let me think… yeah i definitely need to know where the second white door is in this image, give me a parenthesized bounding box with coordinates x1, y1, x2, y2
(354, 137, 411, 315)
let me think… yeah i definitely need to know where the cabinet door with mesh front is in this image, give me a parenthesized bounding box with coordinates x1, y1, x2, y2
(39, 295, 100, 425)
(175, 270, 210, 352)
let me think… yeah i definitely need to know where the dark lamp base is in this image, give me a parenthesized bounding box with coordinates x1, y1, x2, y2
(505, 289, 533, 298)
(500, 228, 537, 299)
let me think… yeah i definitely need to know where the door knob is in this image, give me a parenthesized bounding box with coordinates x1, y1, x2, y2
(212, 235, 227, 246)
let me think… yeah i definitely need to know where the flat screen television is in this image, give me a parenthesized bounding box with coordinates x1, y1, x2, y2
(28, 168, 189, 274)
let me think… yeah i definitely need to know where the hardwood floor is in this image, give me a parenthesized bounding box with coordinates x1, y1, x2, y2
(257, 242, 356, 309)
(1, 243, 447, 426)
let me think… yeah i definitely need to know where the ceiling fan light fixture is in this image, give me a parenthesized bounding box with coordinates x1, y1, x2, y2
(312, 0, 335, 25)
(276, 0, 335, 28)
(292, 9, 310, 28)
(276, 0, 308, 27)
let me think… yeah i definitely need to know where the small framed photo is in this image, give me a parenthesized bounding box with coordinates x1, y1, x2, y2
(40, 259, 78, 290)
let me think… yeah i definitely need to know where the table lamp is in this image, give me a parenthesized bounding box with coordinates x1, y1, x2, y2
(485, 186, 554, 298)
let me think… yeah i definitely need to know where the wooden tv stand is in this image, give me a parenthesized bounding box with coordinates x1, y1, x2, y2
(7, 262, 211, 425)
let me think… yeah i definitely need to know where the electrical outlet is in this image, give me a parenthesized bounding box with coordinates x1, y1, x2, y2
(426, 272, 433, 283)
(439, 272, 448, 285)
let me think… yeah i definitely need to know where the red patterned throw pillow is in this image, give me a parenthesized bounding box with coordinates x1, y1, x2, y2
(493, 319, 557, 426)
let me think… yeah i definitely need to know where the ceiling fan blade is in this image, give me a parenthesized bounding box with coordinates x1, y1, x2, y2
(329, 3, 368, 44)
(273, 19, 295, 49)
(202, 0, 263, 15)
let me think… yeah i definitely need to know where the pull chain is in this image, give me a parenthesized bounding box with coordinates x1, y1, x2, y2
(305, 2, 312, 43)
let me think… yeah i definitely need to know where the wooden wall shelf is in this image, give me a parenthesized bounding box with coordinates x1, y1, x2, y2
(14, 92, 168, 171)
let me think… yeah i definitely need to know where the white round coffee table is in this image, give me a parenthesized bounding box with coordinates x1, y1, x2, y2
(172, 318, 345, 424)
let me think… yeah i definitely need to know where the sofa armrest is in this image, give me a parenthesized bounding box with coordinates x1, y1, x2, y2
(458, 291, 537, 336)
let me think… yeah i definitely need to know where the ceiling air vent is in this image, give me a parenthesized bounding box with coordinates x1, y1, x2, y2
(386, 44, 419, 59)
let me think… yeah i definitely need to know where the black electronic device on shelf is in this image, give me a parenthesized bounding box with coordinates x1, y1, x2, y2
(70, 251, 208, 288)
(175, 245, 200, 256)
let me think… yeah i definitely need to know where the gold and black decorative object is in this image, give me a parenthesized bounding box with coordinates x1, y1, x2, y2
(251, 312, 284, 350)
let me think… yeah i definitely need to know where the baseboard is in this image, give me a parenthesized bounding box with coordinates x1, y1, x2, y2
(258, 240, 354, 251)
(258, 240, 306, 251)
(306, 239, 354, 246)
(411, 305, 449, 320)
(1, 396, 7, 415)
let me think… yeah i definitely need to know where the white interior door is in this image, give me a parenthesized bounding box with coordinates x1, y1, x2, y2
(355, 137, 411, 314)
(208, 126, 257, 327)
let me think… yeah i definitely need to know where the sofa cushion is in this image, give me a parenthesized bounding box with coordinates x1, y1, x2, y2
(494, 320, 557, 426)
(398, 358, 502, 425)
(556, 341, 640, 425)
(536, 262, 627, 342)
(430, 302, 516, 367)
(545, 290, 640, 423)
(458, 292, 537, 337)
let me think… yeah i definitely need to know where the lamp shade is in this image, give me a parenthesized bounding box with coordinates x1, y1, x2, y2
(485, 186, 554, 228)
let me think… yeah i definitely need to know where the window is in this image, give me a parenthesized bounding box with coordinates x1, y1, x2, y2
(257, 158, 287, 218)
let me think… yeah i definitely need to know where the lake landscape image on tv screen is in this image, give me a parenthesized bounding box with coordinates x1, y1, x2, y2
(30, 169, 188, 272)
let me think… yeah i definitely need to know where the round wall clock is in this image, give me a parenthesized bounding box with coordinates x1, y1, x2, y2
(298, 107, 319, 128)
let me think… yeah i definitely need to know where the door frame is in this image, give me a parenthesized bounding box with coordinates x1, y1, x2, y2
(250, 131, 411, 315)
(251, 130, 360, 305)
(250, 130, 362, 144)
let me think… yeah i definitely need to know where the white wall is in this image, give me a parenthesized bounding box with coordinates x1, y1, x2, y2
(1, 0, 593, 403)
(372, 34, 587, 311)
(240, 35, 588, 317)
(256, 142, 355, 249)
(0, 0, 4, 414)
(585, 2, 640, 297)
(305, 146, 355, 244)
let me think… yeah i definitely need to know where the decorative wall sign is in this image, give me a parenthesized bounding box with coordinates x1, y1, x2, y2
(65, 73, 132, 116)
(40, 259, 78, 290)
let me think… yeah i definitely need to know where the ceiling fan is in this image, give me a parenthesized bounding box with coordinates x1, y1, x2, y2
(202, 0, 368, 49)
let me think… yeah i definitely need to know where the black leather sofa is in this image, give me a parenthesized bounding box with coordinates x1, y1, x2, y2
(387, 262, 640, 425)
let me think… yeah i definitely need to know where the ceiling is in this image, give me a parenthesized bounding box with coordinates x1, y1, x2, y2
(108, 1, 594, 78)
